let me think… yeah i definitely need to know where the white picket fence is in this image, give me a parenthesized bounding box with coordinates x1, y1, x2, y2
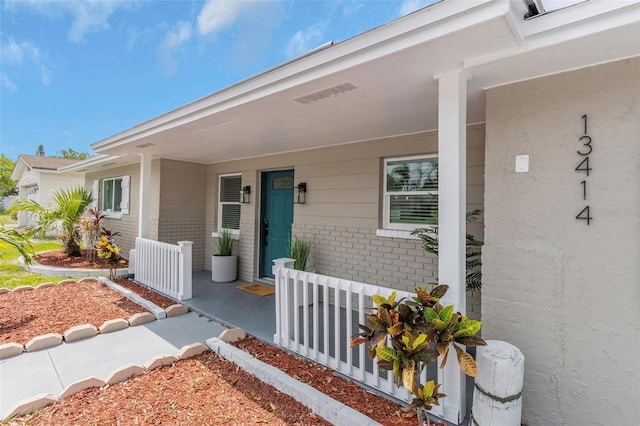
(273, 260, 447, 420)
(134, 237, 193, 300)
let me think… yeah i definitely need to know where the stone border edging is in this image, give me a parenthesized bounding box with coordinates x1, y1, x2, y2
(0, 278, 190, 360)
(2, 342, 210, 420)
(206, 337, 382, 426)
(18, 253, 128, 279)
(98, 277, 167, 319)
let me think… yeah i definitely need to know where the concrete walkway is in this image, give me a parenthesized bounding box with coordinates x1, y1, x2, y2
(0, 312, 226, 419)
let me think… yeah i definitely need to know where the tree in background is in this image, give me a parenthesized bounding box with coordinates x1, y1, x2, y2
(36, 145, 45, 156)
(0, 155, 18, 197)
(56, 148, 92, 160)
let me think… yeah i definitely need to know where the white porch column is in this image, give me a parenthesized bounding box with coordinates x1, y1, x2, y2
(436, 70, 467, 424)
(138, 153, 152, 239)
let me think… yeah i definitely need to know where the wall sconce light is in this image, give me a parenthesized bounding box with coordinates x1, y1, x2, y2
(240, 185, 251, 204)
(294, 182, 307, 204)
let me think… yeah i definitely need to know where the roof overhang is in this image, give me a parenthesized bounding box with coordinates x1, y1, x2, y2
(89, 0, 640, 165)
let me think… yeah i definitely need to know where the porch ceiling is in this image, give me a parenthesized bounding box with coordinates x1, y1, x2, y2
(91, 0, 639, 165)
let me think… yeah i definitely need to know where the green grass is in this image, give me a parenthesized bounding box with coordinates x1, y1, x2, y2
(0, 214, 17, 225)
(0, 239, 73, 290)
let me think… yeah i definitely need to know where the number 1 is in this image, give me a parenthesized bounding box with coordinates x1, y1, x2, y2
(582, 114, 588, 135)
(580, 180, 587, 200)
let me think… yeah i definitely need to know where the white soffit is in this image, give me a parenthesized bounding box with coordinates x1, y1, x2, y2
(89, 0, 638, 165)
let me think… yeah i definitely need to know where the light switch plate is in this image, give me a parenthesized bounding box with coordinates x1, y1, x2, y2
(515, 155, 529, 173)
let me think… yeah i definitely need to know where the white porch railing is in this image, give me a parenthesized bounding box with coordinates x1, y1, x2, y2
(134, 237, 193, 301)
(273, 260, 451, 422)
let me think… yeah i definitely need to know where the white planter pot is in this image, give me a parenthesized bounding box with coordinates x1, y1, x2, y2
(211, 254, 237, 282)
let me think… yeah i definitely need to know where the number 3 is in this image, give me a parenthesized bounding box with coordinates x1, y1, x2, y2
(578, 135, 592, 155)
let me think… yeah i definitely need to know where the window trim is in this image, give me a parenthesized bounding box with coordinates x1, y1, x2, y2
(96, 175, 130, 218)
(217, 173, 242, 233)
(382, 154, 438, 231)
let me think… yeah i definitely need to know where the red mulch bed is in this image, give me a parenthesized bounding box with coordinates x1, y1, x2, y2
(18, 352, 330, 426)
(233, 336, 433, 426)
(113, 278, 177, 309)
(34, 249, 128, 269)
(0, 280, 147, 345)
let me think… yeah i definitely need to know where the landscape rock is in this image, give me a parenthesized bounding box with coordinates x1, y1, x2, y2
(128, 312, 155, 326)
(0, 342, 24, 359)
(11, 286, 35, 293)
(63, 324, 98, 342)
(59, 377, 105, 400)
(99, 318, 129, 334)
(105, 364, 145, 385)
(3, 393, 58, 420)
(177, 342, 208, 359)
(25, 333, 63, 352)
(218, 328, 246, 343)
(165, 304, 189, 317)
(35, 283, 56, 290)
(144, 354, 179, 371)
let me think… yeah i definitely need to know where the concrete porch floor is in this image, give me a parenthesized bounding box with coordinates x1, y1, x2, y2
(181, 270, 276, 343)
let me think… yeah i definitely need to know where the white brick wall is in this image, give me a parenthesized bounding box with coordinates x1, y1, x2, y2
(293, 223, 481, 319)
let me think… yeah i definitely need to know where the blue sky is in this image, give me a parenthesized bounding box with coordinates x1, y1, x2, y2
(0, 0, 438, 162)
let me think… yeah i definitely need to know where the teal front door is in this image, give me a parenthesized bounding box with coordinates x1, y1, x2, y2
(260, 170, 294, 278)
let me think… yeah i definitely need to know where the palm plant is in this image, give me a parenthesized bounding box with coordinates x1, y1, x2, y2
(10, 186, 93, 257)
(0, 226, 34, 265)
(411, 194, 483, 290)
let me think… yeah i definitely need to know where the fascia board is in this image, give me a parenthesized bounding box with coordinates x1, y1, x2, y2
(10, 157, 28, 181)
(57, 154, 118, 172)
(92, 0, 521, 154)
(524, 0, 640, 46)
(464, 0, 640, 82)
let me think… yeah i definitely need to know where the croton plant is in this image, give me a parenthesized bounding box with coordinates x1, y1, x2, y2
(350, 285, 486, 422)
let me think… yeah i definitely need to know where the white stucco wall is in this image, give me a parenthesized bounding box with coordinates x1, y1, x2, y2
(483, 58, 639, 426)
(15, 169, 84, 228)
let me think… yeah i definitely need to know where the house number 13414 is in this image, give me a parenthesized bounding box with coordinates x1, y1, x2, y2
(575, 114, 592, 225)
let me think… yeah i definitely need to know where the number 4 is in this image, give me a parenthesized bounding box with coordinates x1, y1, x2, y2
(576, 206, 592, 225)
(575, 157, 591, 176)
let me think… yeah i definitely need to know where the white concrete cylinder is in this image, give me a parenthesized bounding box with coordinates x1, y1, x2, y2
(471, 340, 524, 426)
(128, 249, 136, 275)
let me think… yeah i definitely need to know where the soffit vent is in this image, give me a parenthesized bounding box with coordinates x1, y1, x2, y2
(136, 142, 156, 148)
(294, 83, 357, 104)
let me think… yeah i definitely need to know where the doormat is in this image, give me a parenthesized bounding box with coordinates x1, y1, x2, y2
(236, 282, 275, 297)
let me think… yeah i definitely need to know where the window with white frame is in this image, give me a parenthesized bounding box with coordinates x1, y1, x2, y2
(383, 155, 438, 230)
(93, 176, 130, 216)
(218, 174, 241, 231)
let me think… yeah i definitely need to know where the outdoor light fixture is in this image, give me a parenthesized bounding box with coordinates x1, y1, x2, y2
(294, 182, 307, 204)
(240, 185, 251, 204)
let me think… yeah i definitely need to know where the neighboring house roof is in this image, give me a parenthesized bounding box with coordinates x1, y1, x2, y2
(10, 155, 82, 181)
(17, 155, 80, 170)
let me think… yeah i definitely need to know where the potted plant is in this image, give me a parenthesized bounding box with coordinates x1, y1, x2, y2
(211, 228, 237, 282)
(289, 235, 313, 271)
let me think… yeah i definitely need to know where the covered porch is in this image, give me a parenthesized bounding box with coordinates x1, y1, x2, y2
(183, 271, 276, 343)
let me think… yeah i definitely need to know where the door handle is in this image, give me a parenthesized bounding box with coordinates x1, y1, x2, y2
(263, 219, 269, 245)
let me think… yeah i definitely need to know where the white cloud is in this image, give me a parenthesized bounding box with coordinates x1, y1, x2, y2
(0, 72, 18, 92)
(285, 21, 329, 59)
(41, 66, 52, 86)
(341, 1, 364, 18)
(157, 21, 192, 76)
(197, 0, 259, 36)
(0, 38, 39, 65)
(398, 0, 437, 17)
(5, 0, 133, 43)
